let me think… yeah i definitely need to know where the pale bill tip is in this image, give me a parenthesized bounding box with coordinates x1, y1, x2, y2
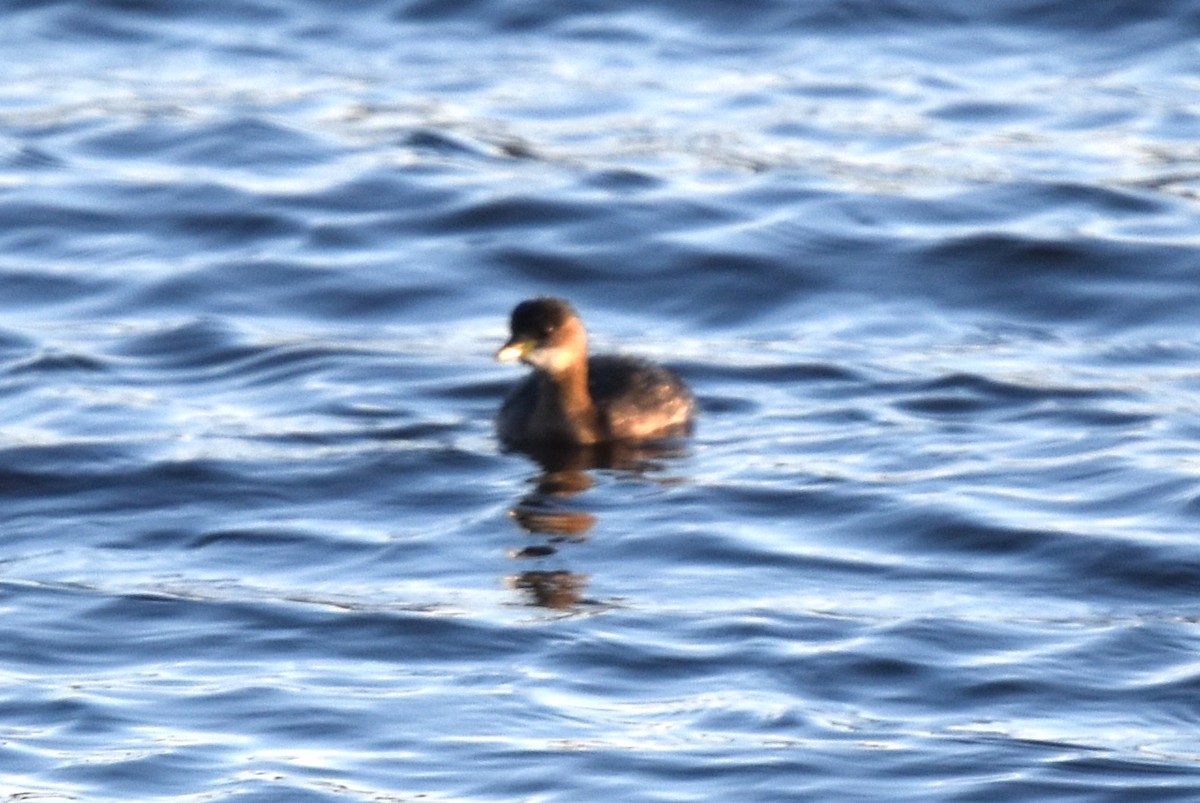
(495, 343, 524, 363)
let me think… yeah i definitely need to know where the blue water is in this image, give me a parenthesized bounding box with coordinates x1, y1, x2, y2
(3, 1, 1200, 800)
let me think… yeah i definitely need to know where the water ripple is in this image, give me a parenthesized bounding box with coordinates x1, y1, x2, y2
(3, 0, 1200, 800)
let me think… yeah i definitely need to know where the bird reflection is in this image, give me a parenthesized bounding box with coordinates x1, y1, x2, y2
(508, 570, 589, 610)
(503, 440, 689, 610)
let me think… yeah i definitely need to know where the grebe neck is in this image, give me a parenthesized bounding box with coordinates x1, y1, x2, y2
(533, 362, 601, 444)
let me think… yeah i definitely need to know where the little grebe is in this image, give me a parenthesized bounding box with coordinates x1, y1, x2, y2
(496, 297, 695, 446)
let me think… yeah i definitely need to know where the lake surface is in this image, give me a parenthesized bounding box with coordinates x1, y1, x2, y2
(3, 1, 1200, 800)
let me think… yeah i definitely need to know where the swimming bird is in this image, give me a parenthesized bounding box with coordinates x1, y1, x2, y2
(496, 297, 694, 446)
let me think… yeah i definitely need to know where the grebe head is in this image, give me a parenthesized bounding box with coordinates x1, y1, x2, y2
(496, 297, 587, 377)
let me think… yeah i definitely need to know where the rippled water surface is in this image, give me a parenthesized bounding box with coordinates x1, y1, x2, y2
(4, 1, 1200, 800)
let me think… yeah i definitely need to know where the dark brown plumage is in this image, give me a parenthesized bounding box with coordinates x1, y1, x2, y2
(496, 297, 694, 446)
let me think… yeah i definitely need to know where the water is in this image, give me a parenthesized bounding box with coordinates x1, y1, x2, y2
(3, 1, 1200, 800)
